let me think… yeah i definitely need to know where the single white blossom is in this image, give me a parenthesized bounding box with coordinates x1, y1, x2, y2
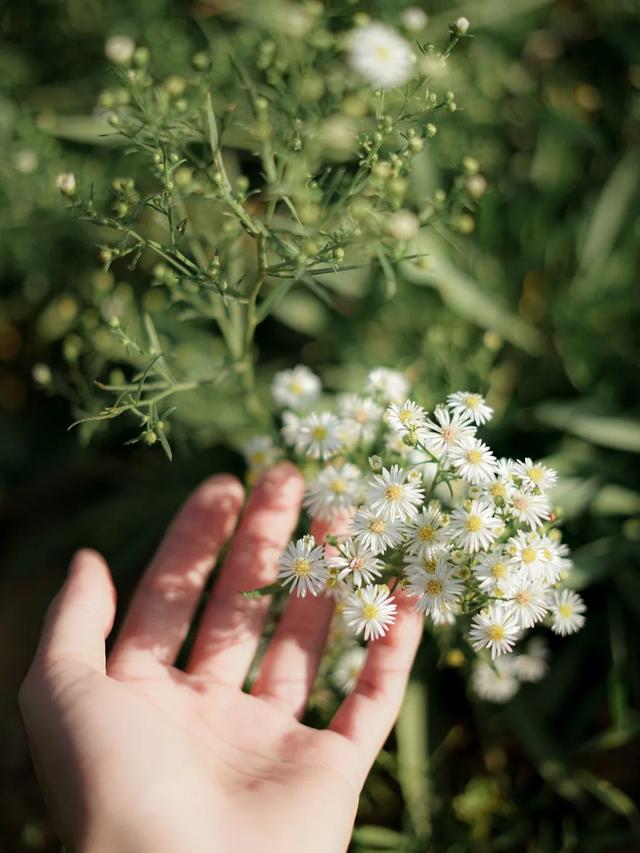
(343, 584, 397, 641)
(366, 367, 409, 402)
(333, 646, 367, 693)
(448, 499, 501, 552)
(242, 436, 282, 473)
(447, 391, 493, 425)
(348, 23, 414, 90)
(471, 656, 519, 703)
(351, 508, 403, 554)
(304, 463, 362, 520)
(515, 458, 558, 492)
(550, 589, 586, 636)
(404, 503, 447, 558)
(272, 365, 321, 410)
(450, 437, 497, 485)
(279, 537, 328, 597)
(469, 602, 520, 659)
(423, 405, 476, 458)
(295, 411, 343, 460)
(329, 537, 383, 587)
(386, 399, 428, 436)
(366, 464, 424, 521)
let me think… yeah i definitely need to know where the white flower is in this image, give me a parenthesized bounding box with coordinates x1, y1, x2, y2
(401, 7, 429, 32)
(512, 638, 548, 682)
(454, 16, 470, 35)
(423, 405, 476, 458)
(447, 391, 493, 425)
(272, 365, 321, 410)
(550, 589, 586, 636)
(105, 35, 136, 64)
(448, 499, 501, 552)
(538, 536, 571, 584)
(351, 508, 403, 554)
(495, 458, 519, 484)
(515, 458, 558, 493)
(348, 23, 414, 90)
(406, 561, 464, 619)
(388, 210, 420, 241)
(450, 437, 497, 485)
(386, 399, 428, 435)
(242, 436, 282, 473)
(366, 464, 424, 521)
(337, 393, 382, 444)
(329, 538, 383, 587)
(295, 411, 343, 460)
(469, 602, 520, 659)
(55, 172, 76, 195)
(504, 576, 550, 629)
(280, 411, 300, 446)
(304, 463, 362, 520)
(473, 550, 513, 593)
(507, 531, 546, 576)
(507, 488, 550, 529)
(404, 504, 446, 558)
(279, 537, 328, 597)
(343, 584, 397, 641)
(333, 646, 367, 693)
(366, 367, 409, 402)
(471, 657, 519, 703)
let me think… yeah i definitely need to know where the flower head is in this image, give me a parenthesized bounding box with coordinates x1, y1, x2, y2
(448, 499, 501, 552)
(343, 584, 397, 641)
(423, 405, 476, 458)
(469, 602, 520, 659)
(333, 646, 367, 693)
(304, 463, 362, 520)
(550, 589, 586, 636)
(279, 536, 328, 597)
(295, 411, 343, 460)
(329, 537, 383, 587)
(366, 464, 424, 521)
(366, 367, 409, 403)
(351, 508, 403, 554)
(348, 23, 414, 90)
(450, 437, 497, 485)
(272, 365, 321, 410)
(447, 391, 493, 425)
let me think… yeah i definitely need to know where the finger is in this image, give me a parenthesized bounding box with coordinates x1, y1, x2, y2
(108, 474, 244, 671)
(329, 589, 423, 777)
(188, 462, 304, 684)
(33, 549, 116, 673)
(251, 512, 352, 718)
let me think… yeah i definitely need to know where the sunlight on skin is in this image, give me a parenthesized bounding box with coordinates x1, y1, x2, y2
(19, 463, 423, 853)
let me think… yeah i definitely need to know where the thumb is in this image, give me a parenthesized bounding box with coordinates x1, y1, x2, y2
(36, 548, 116, 674)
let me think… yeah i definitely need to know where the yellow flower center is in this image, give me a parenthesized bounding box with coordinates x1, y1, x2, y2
(250, 451, 266, 466)
(488, 625, 505, 641)
(290, 380, 303, 394)
(292, 558, 311, 577)
(312, 425, 327, 440)
(491, 483, 506, 498)
(385, 484, 403, 501)
(466, 394, 481, 409)
(418, 525, 435, 542)
(559, 604, 573, 619)
(425, 578, 442, 596)
(362, 603, 379, 620)
(491, 562, 506, 579)
(330, 478, 347, 494)
(466, 449, 482, 464)
(374, 45, 392, 62)
(424, 558, 437, 573)
(466, 515, 482, 533)
(369, 518, 386, 534)
(522, 547, 536, 564)
(528, 466, 543, 483)
(398, 408, 413, 423)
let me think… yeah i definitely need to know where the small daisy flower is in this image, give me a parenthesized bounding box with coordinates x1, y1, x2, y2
(504, 576, 550, 629)
(304, 463, 362, 520)
(471, 657, 519, 703)
(423, 405, 476, 459)
(447, 391, 493, 425)
(507, 531, 546, 575)
(401, 7, 429, 32)
(272, 365, 321, 410)
(343, 584, 397, 641)
(351, 508, 403, 554)
(512, 638, 548, 682)
(515, 458, 558, 493)
(406, 561, 464, 619)
(338, 394, 383, 445)
(507, 488, 550, 529)
(333, 646, 367, 694)
(538, 536, 571, 584)
(473, 550, 513, 592)
(295, 411, 343, 460)
(348, 23, 414, 90)
(404, 504, 446, 558)
(469, 602, 521, 659)
(366, 367, 409, 402)
(279, 537, 328, 597)
(450, 437, 497, 485)
(329, 537, 383, 587)
(386, 399, 428, 436)
(242, 435, 282, 474)
(366, 464, 424, 521)
(495, 458, 519, 485)
(448, 499, 501, 552)
(484, 473, 513, 504)
(550, 589, 586, 636)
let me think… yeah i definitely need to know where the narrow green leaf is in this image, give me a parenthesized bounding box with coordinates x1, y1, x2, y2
(536, 402, 640, 453)
(396, 681, 431, 841)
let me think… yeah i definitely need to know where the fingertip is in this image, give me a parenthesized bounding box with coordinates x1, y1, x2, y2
(254, 461, 304, 500)
(192, 473, 245, 512)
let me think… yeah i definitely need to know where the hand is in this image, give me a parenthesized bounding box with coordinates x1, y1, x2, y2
(19, 463, 422, 853)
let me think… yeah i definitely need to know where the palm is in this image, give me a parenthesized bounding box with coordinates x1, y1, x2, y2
(21, 465, 422, 853)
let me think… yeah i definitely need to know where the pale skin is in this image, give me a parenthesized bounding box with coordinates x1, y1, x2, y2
(19, 462, 423, 853)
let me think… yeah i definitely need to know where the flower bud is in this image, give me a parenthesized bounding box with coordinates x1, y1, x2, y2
(368, 454, 383, 473)
(105, 35, 135, 65)
(424, 122, 437, 138)
(55, 172, 76, 195)
(453, 16, 470, 35)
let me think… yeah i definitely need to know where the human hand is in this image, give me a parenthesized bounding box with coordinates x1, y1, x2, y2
(19, 463, 423, 853)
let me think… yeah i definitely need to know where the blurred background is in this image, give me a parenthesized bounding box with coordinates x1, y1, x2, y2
(1, 0, 639, 850)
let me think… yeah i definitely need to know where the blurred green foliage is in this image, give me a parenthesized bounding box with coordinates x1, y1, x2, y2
(1, 0, 640, 851)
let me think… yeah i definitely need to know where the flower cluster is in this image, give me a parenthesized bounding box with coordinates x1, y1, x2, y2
(244, 366, 586, 694)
